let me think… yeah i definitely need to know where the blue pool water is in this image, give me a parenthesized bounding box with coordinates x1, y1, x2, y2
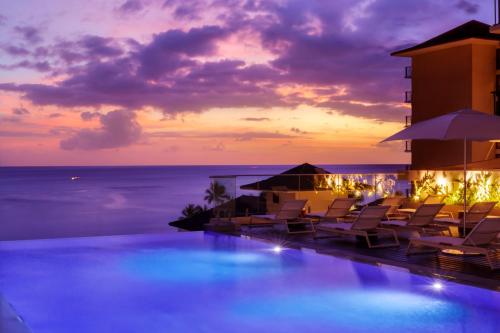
(0, 232, 498, 333)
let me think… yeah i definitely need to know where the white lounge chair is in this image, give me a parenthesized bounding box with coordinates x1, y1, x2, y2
(319, 198, 357, 222)
(407, 218, 500, 270)
(314, 205, 400, 248)
(397, 194, 446, 217)
(249, 199, 313, 234)
(382, 203, 450, 236)
(434, 201, 497, 228)
(350, 196, 405, 220)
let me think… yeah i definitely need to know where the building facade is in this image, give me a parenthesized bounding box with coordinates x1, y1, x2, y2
(392, 20, 500, 170)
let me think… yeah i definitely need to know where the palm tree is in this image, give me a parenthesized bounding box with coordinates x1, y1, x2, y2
(204, 181, 230, 206)
(181, 204, 205, 219)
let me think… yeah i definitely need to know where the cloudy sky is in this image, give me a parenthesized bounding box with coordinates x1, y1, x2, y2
(0, 0, 492, 166)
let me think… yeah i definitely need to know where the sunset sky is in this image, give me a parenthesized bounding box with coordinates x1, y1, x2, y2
(0, 0, 492, 166)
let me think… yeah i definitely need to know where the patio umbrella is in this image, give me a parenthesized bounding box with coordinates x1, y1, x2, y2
(382, 109, 500, 234)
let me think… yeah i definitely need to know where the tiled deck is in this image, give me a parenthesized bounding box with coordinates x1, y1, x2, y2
(234, 227, 500, 291)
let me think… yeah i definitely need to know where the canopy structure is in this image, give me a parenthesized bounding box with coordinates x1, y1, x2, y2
(240, 163, 330, 191)
(383, 109, 500, 234)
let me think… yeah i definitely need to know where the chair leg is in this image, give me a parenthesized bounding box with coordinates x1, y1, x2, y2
(367, 228, 400, 248)
(406, 241, 415, 255)
(388, 228, 400, 247)
(485, 251, 500, 270)
(364, 232, 373, 248)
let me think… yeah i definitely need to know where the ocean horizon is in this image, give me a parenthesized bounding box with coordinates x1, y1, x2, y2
(0, 164, 408, 241)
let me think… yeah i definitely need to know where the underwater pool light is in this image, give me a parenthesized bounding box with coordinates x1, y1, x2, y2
(272, 245, 283, 254)
(431, 281, 444, 291)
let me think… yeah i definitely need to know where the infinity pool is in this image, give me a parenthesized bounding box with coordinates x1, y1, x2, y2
(0, 232, 499, 333)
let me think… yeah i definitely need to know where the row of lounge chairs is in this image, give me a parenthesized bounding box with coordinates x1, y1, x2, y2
(246, 197, 500, 270)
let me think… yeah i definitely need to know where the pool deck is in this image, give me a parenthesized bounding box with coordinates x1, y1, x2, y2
(225, 227, 500, 291)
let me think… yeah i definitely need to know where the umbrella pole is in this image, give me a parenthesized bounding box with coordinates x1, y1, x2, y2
(463, 137, 467, 237)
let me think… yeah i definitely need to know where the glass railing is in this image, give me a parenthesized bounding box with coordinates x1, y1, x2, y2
(206, 173, 410, 218)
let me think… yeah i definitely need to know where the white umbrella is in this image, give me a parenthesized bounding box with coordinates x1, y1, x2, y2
(382, 109, 500, 235)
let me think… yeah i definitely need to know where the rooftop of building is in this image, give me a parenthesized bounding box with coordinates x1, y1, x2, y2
(392, 20, 500, 57)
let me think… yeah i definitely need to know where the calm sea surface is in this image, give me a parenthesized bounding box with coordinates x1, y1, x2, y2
(0, 165, 406, 240)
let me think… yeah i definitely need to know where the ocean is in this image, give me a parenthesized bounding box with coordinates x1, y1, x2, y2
(0, 165, 407, 240)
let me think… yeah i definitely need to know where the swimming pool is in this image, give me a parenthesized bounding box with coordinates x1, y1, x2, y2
(0, 232, 498, 333)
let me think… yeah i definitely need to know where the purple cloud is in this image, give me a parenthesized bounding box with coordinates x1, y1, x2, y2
(290, 127, 308, 135)
(0, 130, 48, 137)
(138, 25, 229, 79)
(241, 117, 270, 121)
(148, 130, 293, 141)
(234, 131, 292, 141)
(0, 14, 6, 26)
(163, 0, 204, 20)
(0, 0, 485, 123)
(0, 57, 286, 114)
(80, 111, 101, 121)
(456, 0, 479, 14)
(118, 0, 144, 13)
(14, 26, 43, 44)
(78, 36, 123, 58)
(0, 60, 51, 72)
(2, 45, 30, 56)
(49, 126, 75, 136)
(60, 110, 142, 150)
(203, 142, 225, 151)
(0, 116, 22, 123)
(319, 100, 408, 122)
(12, 107, 30, 115)
(49, 113, 63, 118)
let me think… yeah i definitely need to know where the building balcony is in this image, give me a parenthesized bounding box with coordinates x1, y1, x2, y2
(405, 140, 412, 153)
(404, 66, 412, 79)
(405, 115, 411, 128)
(405, 91, 412, 103)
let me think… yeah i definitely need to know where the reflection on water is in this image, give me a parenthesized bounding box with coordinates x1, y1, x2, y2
(232, 289, 464, 332)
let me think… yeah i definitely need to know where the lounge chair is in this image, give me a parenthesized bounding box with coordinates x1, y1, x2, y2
(314, 205, 400, 248)
(318, 198, 357, 222)
(382, 203, 450, 236)
(434, 201, 497, 228)
(407, 218, 500, 270)
(350, 196, 405, 220)
(397, 194, 446, 217)
(249, 199, 314, 234)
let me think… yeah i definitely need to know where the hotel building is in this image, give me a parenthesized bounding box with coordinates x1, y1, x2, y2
(392, 20, 500, 170)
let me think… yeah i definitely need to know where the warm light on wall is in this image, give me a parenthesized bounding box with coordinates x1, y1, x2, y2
(312, 173, 400, 204)
(411, 171, 500, 206)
